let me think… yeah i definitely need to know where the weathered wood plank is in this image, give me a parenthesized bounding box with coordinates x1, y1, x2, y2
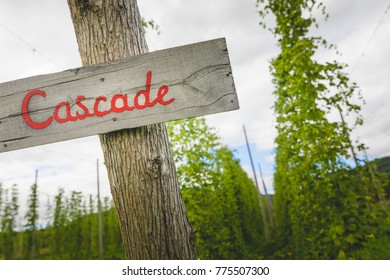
(0, 38, 238, 153)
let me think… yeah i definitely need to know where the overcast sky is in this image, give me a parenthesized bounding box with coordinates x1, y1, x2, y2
(0, 0, 389, 220)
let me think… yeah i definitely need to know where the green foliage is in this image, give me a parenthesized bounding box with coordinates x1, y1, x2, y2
(168, 117, 220, 189)
(377, 156, 390, 173)
(168, 117, 265, 259)
(0, 184, 18, 259)
(52, 188, 66, 257)
(0, 185, 125, 260)
(141, 17, 161, 35)
(24, 184, 39, 259)
(257, 0, 388, 259)
(376, 156, 390, 198)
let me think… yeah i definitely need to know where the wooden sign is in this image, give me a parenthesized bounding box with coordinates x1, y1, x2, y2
(0, 38, 238, 153)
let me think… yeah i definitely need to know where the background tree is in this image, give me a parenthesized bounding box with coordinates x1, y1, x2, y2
(214, 147, 265, 259)
(257, 0, 388, 259)
(83, 195, 96, 258)
(66, 191, 83, 259)
(52, 188, 66, 258)
(0, 185, 19, 259)
(66, 0, 196, 260)
(24, 183, 39, 259)
(168, 118, 265, 259)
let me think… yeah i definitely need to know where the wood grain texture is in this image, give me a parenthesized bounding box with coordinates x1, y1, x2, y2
(68, 0, 197, 260)
(0, 38, 238, 153)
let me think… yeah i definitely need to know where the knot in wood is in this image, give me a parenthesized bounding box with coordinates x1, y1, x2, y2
(75, 0, 102, 16)
(152, 156, 162, 167)
(146, 156, 163, 178)
(76, 0, 92, 15)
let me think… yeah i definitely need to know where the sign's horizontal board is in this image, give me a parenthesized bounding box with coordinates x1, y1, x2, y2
(0, 38, 238, 153)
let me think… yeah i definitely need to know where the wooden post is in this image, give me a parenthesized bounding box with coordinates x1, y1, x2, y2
(243, 125, 270, 241)
(67, 0, 197, 259)
(258, 162, 274, 228)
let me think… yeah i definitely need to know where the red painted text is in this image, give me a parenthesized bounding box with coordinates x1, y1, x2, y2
(21, 71, 174, 129)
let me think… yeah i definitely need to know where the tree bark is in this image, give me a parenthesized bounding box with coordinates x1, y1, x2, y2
(67, 0, 196, 260)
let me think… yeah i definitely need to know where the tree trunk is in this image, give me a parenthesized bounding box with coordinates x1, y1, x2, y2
(67, 0, 196, 260)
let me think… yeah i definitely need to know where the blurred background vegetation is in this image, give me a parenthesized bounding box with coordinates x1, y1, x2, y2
(0, 118, 389, 260)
